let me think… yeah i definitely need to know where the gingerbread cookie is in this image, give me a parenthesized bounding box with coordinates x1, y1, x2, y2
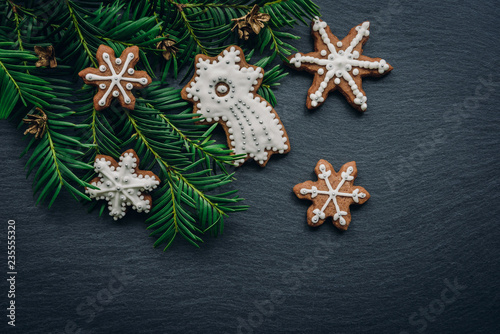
(181, 46, 290, 167)
(85, 149, 160, 220)
(79, 45, 152, 111)
(287, 17, 393, 111)
(293, 159, 370, 230)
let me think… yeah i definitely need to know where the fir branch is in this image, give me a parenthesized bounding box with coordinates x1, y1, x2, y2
(142, 84, 245, 173)
(178, 9, 209, 56)
(75, 86, 123, 158)
(21, 79, 96, 206)
(41, 1, 162, 75)
(121, 105, 246, 249)
(0, 0, 310, 250)
(65, 0, 97, 67)
(147, 0, 319, 76)
(157, 112, 240, 174)
(0, 42, 56, 118)
(7, 1, 25, 51)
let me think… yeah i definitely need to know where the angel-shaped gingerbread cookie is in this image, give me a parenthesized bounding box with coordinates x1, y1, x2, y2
(181, 46, 290, 167)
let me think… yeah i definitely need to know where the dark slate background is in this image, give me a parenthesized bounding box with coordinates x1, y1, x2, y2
(1, 0, 499, 333)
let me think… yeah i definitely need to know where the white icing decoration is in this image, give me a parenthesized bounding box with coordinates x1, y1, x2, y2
(217, 85, 228, 94)
(300, 164, 366, 225)
(85, 152, 159, 220)
(85, 52, 148, 106)
(186, 47, 288, 166)
(289, 17, 390, 109)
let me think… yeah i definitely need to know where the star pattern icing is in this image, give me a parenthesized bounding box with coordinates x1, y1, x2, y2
(79, 45, 152, 111)
(85, 149, 160, 220)
(288, 17, 393, 111)
(293, 159, 370, 230)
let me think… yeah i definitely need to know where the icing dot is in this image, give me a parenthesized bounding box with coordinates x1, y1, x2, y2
(112, 91, 119, 97)
(337, 41, 343, 48)
(217, 85, 228, 94)
(99, 65, 106, 72)
(128, 68, 135, 75)
(128, 53, 134, 59)
(320, 50, 327, 56)
(115, 58, 122, 65)
(334, 78, 341, 85)
(353, 68, 359, 75)
(318, 68, 324, 75)
(99, 84, 106, 89)
(126, 83, 133, 90)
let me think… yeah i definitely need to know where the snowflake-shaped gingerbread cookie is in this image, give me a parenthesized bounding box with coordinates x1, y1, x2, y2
(85, 149, 160, 220)
(287, 17, 393, 111)
(79, 45, 152, 111)
(293, 159, 370, 230)
(181, 46, 290, 167)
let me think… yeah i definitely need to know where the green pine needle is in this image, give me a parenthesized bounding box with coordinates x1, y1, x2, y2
(0, 0, 319, 249)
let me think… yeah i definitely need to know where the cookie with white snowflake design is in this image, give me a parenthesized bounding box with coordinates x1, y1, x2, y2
(85, 149, 160, 220)
(287, 17, 393, 111)
(79, 45, 152, 111)
(293, 159, 370, 230)
(181, 45, 290, 167)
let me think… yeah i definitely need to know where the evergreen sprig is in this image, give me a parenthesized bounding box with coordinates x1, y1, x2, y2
(0, 42, 55, 118)
(0, 0, 319, 249)
(19, 77, 96, 206)
(149, 0, 319, 78)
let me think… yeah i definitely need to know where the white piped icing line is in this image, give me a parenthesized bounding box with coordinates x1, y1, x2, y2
(300, 164, 366, 226)
(85, 151, 160, 220)
(84, 49, 149, 107)
(184, 46, 289, 167)
(289, 17, 391, 111)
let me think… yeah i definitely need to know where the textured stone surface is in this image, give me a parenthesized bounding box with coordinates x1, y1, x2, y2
(1, 1, 499, 333)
